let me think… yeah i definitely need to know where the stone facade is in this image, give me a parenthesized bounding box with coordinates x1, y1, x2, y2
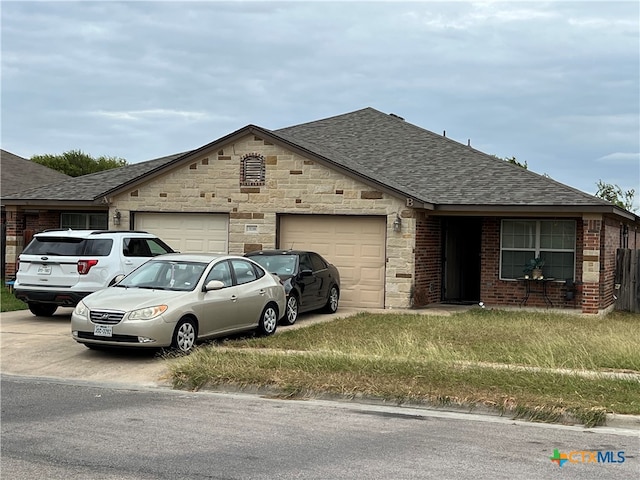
(109, 134, 414, 309)
(3, 134, 638, 314)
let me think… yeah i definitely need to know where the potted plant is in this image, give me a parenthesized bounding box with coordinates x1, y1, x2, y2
(524, 256, 545, 279)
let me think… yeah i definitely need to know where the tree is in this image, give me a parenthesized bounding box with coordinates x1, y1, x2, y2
(493, 155, 528, 169)
(595, 180, 636, 212)
(31, 150, 127, 177)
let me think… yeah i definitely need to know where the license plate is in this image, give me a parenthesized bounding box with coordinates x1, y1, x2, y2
(37, 265, 52, 275)
(94, 324, 113, 337)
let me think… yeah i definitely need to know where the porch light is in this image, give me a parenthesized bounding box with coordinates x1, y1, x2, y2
(393, 214, 402, 232)
(113, 209, 121, 226)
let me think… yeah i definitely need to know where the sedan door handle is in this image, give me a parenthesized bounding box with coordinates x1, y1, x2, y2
(230, 295, 238, 302)
(259, 289, 265, 296)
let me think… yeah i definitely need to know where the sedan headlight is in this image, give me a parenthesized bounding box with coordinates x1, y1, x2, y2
(74, 301, 89, 319)
(128, 305, 168, 321)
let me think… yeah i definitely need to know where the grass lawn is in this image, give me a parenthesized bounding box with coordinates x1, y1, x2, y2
(1, 285, 27, 312)
(169, 309, 640, 427)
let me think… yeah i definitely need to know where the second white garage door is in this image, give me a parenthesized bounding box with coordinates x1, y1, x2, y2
(135, 213, 228, 254)
(279, 215, 386, 308)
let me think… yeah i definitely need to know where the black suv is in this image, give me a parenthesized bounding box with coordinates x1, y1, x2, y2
(245, 250, 340, 325)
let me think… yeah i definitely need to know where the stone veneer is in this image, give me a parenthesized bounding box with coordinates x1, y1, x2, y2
(110, 134, 415, 309)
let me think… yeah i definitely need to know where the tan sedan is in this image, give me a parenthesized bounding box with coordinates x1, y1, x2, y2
(71, 253, 286, 353)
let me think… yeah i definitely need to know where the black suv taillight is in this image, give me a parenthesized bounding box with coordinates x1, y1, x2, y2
(77, 260, 99, 275)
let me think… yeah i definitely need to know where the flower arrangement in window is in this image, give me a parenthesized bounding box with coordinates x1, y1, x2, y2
(523, 256, 545, 279)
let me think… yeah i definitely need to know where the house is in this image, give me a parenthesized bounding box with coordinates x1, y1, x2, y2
(1, 149, 72, 276)
(2, 108, 638, 313)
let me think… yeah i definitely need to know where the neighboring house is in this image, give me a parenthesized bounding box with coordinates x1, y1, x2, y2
(2, 108, 638, 313)
(1, 149, 72, 277)
(1, 149, 72, 196)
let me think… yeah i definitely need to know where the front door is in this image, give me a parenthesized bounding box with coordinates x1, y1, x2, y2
(442, 217, 482, 304)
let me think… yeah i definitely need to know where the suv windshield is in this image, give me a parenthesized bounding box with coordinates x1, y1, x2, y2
(22, 237, 113, 256)
(250, 255, 297, 276)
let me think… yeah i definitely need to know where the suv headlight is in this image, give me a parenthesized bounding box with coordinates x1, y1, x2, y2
(74, 301, 89, 319)
(129, 305, 168, 321)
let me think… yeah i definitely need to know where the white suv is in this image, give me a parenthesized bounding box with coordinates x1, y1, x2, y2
(14, 230, 175, 316)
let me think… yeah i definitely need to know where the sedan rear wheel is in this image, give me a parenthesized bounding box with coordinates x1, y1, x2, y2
(258, 304, 278, 336)
(282, 295, 299, 325)
(28, 303, 58, 317)
(171, 318, 197, 353)
(324, 286, 339, 313)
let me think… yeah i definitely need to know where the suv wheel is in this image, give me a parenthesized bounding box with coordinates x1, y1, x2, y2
(28, 303, 58, 317)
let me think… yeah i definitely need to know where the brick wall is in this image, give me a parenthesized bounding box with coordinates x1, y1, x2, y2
(479, 217, 585, 309)
(581, 215, 602, 314)
(413, 213, 441, 306)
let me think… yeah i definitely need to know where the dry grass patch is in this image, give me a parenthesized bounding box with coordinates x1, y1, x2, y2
(168, 309, 640, 426)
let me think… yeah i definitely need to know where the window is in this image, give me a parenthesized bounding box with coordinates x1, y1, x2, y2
(299, 253, 313, 272)
(230, 259, 262, 285)
(310, 253, 327, 272)
(240, 154, 265, 186)
(61, 212, 108, 230)
(205, 261, 233, 288)
(23, 237, 113, 256)
(500, 219, 576, 280)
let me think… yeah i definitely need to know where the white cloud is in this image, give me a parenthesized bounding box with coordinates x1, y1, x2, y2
(596, 152, 640, 164)
(90, 109, 214, 122)
(1, 0, 637, 207)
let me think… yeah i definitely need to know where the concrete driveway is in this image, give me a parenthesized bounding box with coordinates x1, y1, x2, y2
(3, 305, 448, 387)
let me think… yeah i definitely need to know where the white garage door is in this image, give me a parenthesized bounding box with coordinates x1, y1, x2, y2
(135, 213, 228, 254)
(279, 215, 386, 308)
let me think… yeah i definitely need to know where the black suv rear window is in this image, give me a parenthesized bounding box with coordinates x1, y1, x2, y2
(23, 237, 113, 256)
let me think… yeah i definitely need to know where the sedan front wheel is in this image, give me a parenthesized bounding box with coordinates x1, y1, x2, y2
(171, 318, 197, 353)
(258, 304, 278, 336)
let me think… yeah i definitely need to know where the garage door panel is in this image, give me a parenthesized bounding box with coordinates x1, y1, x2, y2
(280, 215, 386, 308)
(135, 213, 228, 254)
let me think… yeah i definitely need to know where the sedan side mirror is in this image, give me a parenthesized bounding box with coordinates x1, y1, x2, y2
(113, 274, 126, 285)
(299, 270, 313, 277)
(204, 280, 225, 291)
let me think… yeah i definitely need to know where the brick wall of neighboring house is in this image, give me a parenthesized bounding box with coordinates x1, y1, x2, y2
(110, 134, 413, 308)
(3, 210, 61, 278)
(3, 207, 21, 278)
(28, 211, 59, 233)
(412, 213, 441, 306)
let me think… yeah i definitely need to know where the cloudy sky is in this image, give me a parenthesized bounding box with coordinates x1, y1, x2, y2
(2, 1, 639, 209)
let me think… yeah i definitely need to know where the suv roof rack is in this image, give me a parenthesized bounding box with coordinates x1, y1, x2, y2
(39, 229, 150, 235)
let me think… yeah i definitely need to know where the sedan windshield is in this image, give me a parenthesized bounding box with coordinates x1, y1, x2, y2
(119, 261, 207, 291)
(250, 255, 297, 276)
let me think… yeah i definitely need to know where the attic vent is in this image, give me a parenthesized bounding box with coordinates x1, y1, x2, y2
(240, 154, 265, 186)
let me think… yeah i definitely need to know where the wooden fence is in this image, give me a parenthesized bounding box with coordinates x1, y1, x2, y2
(615, 249, 640, 313)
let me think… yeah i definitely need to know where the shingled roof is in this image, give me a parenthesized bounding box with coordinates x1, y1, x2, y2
(1, 149, 71, 196)
(1, 108, 629, 218)
(1, 151, 190, 202)
(273, 108, 611, 208)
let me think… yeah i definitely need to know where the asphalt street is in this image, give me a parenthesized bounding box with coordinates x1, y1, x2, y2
(1, 306, 639, 479)
(2, 375, 639, 480)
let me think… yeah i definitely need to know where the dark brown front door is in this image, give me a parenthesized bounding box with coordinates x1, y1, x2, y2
(442, 217, 481, 303)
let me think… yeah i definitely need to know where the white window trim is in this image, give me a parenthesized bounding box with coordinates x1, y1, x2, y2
(499, 219, 577, 281)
